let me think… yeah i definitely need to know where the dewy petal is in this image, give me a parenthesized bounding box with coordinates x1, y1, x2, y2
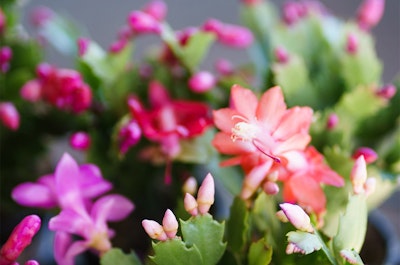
(230, 84, 258, 118)
(213, 108, 240, 133)
(91, 194, 134, 223)
(256, 86, 286, 130)
(11, 182, 56, 208)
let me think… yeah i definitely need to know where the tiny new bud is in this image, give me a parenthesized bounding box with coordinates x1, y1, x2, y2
(142, 0, 167, 21)
(0, 215, 41, 265)
(351, 156, 368, 194)
(0, 46, 12, 72)
(279, 203, 313, 233)
(30, 6, 53, 27)
(162, 209, 178, 239)
(214, 58, 234, 76)
(0, 102, 20, 131)
(326, 113, 339, 130)
(142, 220, 168, 241)
(127, 11, 162, 35)
(274, 46, 289, 63)
(196, 173, 215, 214)
(188, 71, 216, 93)
(376, 84, 396, 99)
(357, 0, 385, 30)
(108, 38, 128, 54)
(352, 147, 378, 164)
(69, 131, 91, 151)
(184, 193, 198, 216)
(77, 37, 90, 57)
(346, 33, 358, 54)
(20, 80, 42, 102)
(182, 177, 197, 195)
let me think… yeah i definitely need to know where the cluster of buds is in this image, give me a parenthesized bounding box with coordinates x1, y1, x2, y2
(282, 0, 327, 25)
(350, 155, 376, 196)
(142, 209, 179, 241)
(184, 173, 215, 216)
(0, 215, 41, 265)
(20, 63, 92, 114)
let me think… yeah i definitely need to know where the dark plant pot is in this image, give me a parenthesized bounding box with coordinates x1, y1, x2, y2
(360, 209, 400, 265)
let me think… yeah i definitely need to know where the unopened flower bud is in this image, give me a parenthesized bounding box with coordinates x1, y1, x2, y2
(108, 38, 128, 54)
(142, 0, 167, 21)
(274, 46, 289, 63)
(24, 261, 40, 265)
(182, 177, 197, 195)
(69, 131, 91, 151)
(214, 58, 234, 76)
(203, 19, 253, 48)
(346, 33, 358, 54)
(162, 209, 178, 239)
(20, 80, 42, 102)
(326, 113, 339, 130)
(357, 0, 385, 31)
(127, 11, 162, 35)
(351, 156, 368, 194)
(283, 2, 304, 25)
(197, 173, 215, 214)
(202, 18, 223, 33)
(142, 220, 168, 241)
(263, 181, 279, 195)
(376, 84, 396, 99)
(0, 46, 12, 72)
(77, 37, 90, 57)
(36, 63, 53, 79)
(30, 6, 53, 27)
(119, 120, 142, 155)
(279, 203, 313, 233)
(0, 215, 41, 265)
(0, 102, 20, 131)
(184, 193, 198, 216)
(188, 71, 216, 93)
(276, 210, 289, 223)
(352, 147, 378, 164)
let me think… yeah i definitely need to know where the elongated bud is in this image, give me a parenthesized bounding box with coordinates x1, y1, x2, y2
(214, 58, 234, 76)
(69, 131, 91, 151)
(182, 177, 197, 195)
(108, 38, 128, 54)
(162, 209, 178, 239)
(352, 147, 378, 164)
(20, 80, 42, 102)
(376, 84, 396, 99)
(0, 102, 20, 131)
(77, 37, 90, 57)
(142, 0, 167, 21)
(184, 193, 198, 216)
(142, 220, 168, 241)
(283, 2, 304, 25)
(196, 173, 215, 214)
(351, 156, 368, 194)
(357, 0, 385, 30)
(188, 71, 216, 93)
(0, 215, 41, 265)
(127, 11, 162, 34)
(326, 113, 339, 130)
(279, 203, 313, 232)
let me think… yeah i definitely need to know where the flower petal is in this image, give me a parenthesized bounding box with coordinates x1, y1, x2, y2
(256, 86, 286, 130)
(49, 209, 91, 237)
(54, 232, 87, 265)
(91, 194, 134, 223)
(212, 108, 239, 133)
(230, 84, 258, 118)
(212, 132, 254, 155)
(11, 182, 56, 208)
(273, 106, 313, 140)
(79, 164, 112, 199)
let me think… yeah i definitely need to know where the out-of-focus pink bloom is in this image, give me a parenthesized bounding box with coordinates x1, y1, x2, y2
(0, 8, 5, 34)
(30, 6, 54, 27)
(20, 63, 92, 114)
(12, 153, 112, 209)
(274, 46, 289, 63)
(0, 102, 20, 131)
(356, 0, 385, 30)
(182, 176, 197, 195)
(20, 80, 42, 102)
(0, 215, 41, 265)
(69, 131, 91, 151)
(212, 85, 313, 199)
(142, 0, 167, 21)
(278, 147, 344, 216)
(128, 80, 212, 159)
(279, 203, 313, 232)
(108, 38, 128, 54)
(127, 11, 162, 35)
(375, 84, 396, 99)
(241, 0, 263, 6)
(77, 37, 90, 57)
(352, 147, 378, 164)
(49, 193, 134, 265)
(118, 119, 142, 155)
(188, 71, 216, 93)
(326, 113, 339, 130)
(0, 46, 12, 73)
(346, 33, 358, 54)
(283, 1, 327, 25)
(351, 156, 367, 194)
(215, 58, 234, 76)
(202, 19, 253, 48)
(117, 25, 134, 40)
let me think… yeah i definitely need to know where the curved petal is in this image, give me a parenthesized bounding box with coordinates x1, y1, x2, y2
(314, 167, 344, 187)
(256, 86, 286, 130)
(273, 134, 311, 155)
(240, 160, 273, 199)
(212, 132, 254, 155)
(212, 108, 239, 133)
(79, 164, 112, 199)
(273, 107, 313, 140)
(54, 232, 74, 265)
(49, 209, 91, 237)
(230, 85, 258, 118)
(91, 194, 134, 223)
(11, 182, 56, 209)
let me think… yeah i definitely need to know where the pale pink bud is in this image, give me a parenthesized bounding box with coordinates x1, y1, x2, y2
(0, 215, 41, 265)
(182, 177, 197, 195)
(326, 113, 339, 130)
(279, 203, 313, 232)
(376, 84, 396, 99)
(352, 147, 378, 164)
(214, 58, 234, 76)
(127, 11, 162, 34)
(20, 80, 41, 102)
(69, 131, 91, 151)
(184, 193, 198, 216)
(262, 181, 279, 195)
(357, 0, 385, 30)
(162, 209, 178, 239)
(364, 177, 376, 196)
(142, 220, 168, 241)
(77, 37, 90, 57)
(30, 6, 53, 27)
(346, 33, 358, 54)
(142, 0, 167, 21)
(351, 156, 368, 194)
(0, 46, 12, 70)
(0, 102, 20, 131)
(196, 173, 215, 214)
(274, 46, 289, 63)
(188, 71, 216, 93)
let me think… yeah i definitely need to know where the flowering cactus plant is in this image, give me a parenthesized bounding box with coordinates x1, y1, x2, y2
(1, 0, 399, 265)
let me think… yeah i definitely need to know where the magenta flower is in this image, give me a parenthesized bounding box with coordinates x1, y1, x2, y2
(12, 153, 112, 209)
(118, 119, 142, 155)
(0, 46, 12, 73)
(356, 0, 385, 30)
(69, 131, 91, 151)
(0, 102, 20, 131)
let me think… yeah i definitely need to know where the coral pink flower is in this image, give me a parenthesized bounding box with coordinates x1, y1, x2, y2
(278, 146, 344, 215)
(212, 85, 313, 199)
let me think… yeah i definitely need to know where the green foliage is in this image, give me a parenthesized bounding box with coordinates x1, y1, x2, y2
(248, 237, 273, 265)
(101, 248, 142, 265)
(151, 239, 203, 265)
(286, 231, 323, 255)
(226, 197, 250, 252)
